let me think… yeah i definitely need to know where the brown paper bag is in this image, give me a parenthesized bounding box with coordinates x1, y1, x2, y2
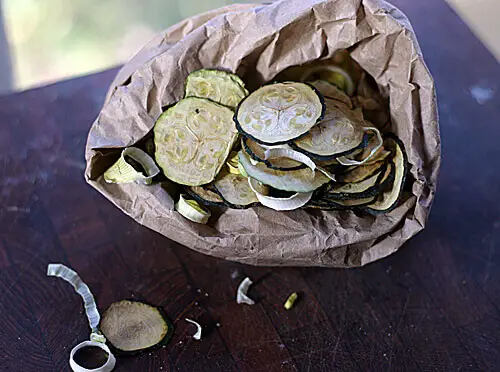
(85, 0, 440, 268)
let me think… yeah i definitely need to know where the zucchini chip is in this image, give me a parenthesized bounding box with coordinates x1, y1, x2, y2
(185, 184, 226, 207)
(363, 135, 409, 214)
(300, 65, 355, 95)
(339, 160, 386, 183)
(104, 147, 160, 185)
(175, 194, 211, 224)
(248, 177, 312, 211)
(242, 136, 306, 171)
(185, 69, 248, 108)
(235, 82, 325, 145)
(226, 151, 241, 175)
(213, 169, 262, 208)
(336, 126, 383, 166)
(154, 97, 238, 186)
(100, 300, 173, 354)
(238, 150, 330, 193)
(324, 163, 388, 200)
(326, 196, 377, 208)
(291, 99, 367, 159)
(308, 80, 353, 108)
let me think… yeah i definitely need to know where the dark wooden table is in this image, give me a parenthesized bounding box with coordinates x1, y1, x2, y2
(1, 0, 499, 371)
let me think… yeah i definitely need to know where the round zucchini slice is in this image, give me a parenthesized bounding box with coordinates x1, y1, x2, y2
(336, 127, 383, 166)
(242, 137, 307, 171)
(238, 150, 329, 193)
(291, 99, 367, 160)
(185, 69, 248, 108)
(327, 196, 377, 208)
(300, 65, 355, 95)
(213, 169, 262, 208)
(364, 147, 391, 165)
(248, 178, 312, 211)
(339, 160, 386, 184)
(310, 195, 377, 210)
(186, 184, 227, 207)
(363, 135, 409, 214)
(235, 82, 325, 145)
(324, 161, 394, 200)
(100, 300, 173, 354)
(308, 80, 353, 108)
(324, 164, 387, 200)
(154, 97, 239, 186)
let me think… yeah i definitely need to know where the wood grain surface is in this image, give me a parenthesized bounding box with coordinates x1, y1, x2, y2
(1, 0, 499, 371)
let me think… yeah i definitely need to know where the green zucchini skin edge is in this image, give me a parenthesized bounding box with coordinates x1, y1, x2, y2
(323, 161, 393, 201)
(289, 132, 370, 161)
(185, 186, 228, 207)
(308, 158, 396, 209)
(361, 133, 409, 215)
(308, 195, 377, 210)
(102, 300, 174, 356)
(336, 152, 386, 183)
(241, 136, 307, 171)
(233, 81, 326, 146)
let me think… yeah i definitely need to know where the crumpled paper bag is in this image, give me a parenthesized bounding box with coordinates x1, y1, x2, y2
(85, 0, 440, 267)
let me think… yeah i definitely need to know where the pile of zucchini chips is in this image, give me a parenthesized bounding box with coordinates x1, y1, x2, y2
(104, 55, 408, 224)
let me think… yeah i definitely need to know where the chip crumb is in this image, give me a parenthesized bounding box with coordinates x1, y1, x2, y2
(284, 292, 298, 310)
(236, 277, 255, 305)
(186, 318, 202, 340)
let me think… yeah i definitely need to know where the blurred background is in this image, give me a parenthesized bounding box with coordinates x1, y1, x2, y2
(0, 0, 498, 93)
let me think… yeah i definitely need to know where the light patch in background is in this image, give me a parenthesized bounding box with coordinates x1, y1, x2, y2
(1, 0, 498, 91)
(2, 0, 254, 91)
(445, 0, 500, 61)
(470, 84, 495, 105)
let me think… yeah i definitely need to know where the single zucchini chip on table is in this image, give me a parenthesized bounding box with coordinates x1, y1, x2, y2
(291, 99, 367, 160)
(186, 185, 227, 207)
(242, 137, 306, 171)
(184, 69, 248, 108)
(239, 150, 330, 193)
(213, 169, 263, 208)
(154, 97, 239, 186)
(363, 135, 409, 214)
(100, 300, 173, 354)
(235, 82, 325, 145)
